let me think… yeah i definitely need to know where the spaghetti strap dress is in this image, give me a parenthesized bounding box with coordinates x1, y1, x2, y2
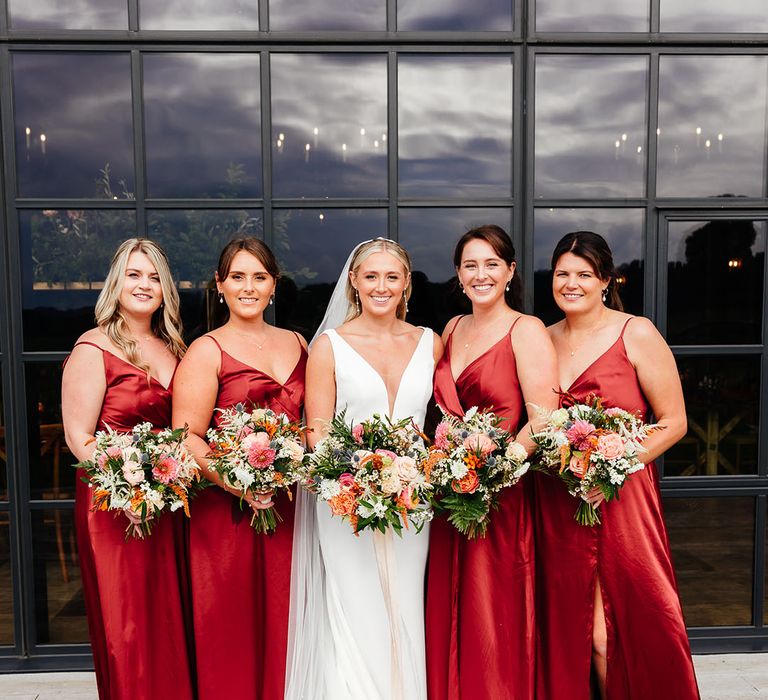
(425, 316, 536, 700)
(187, 333, 307, 700)
(534, 317, 699, 699)
(71, 341, 194, 700)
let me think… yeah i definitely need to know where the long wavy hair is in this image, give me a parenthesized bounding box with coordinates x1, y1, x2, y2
(94, 238, 186, 377)
(345, 239, 412, 322)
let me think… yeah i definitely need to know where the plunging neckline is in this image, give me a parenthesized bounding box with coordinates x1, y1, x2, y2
(564, 335, 624, 392)
(449, 330, 513, 384)
(330, 328, 428, 417)
(100, 347, 176, 392)
(221, 348, 305, 388)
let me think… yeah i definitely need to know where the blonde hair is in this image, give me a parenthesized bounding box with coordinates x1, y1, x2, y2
(345, 239, 412, 322)
(94, 239, 186, 376)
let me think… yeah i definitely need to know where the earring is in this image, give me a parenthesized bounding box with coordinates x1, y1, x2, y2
(459, 282, 465, 295)
(218, 293, 224, 304)
(505, 282, 510, 292)
(602, 288, 608, 303)
(269, 295, 274, 306)
(355, 289, 361, 313)
(404, 291, 409, 313)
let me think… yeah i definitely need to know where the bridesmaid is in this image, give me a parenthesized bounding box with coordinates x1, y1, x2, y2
(172, 237, 307, 700)
(62, 238, 193, 700)
(535, 231, 699, 699)
(425, 225, 558, 700)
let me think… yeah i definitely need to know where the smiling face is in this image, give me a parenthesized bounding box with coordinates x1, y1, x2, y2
(216, 250, 276, 320)
(350, 250, 409, 320)
(456, 237, 515, 308)
(118, 251, 163, 318)
(552, 251, 609, 314)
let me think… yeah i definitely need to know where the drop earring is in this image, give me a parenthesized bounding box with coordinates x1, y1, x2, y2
(355, 288, 361, 313)
(602, 288, 608, 303)
(404, 291, 409, 313)
(218, 292, 224, 304)
(269, 295, 274, 306)
(459, 282, 465, 295)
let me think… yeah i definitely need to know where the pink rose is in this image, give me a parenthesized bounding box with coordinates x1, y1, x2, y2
(565, 420, 596, 450)
(375, 449, 397, 467)
(596, 433, 625, 460)
(568, 455, 587, 479)
(339, 473, 356, 491)
(434, 422, 451, 451)
(236, 425, 254, 440)
(241, 431, 270, 451)
(97, 446, 122, 470)
(395, 456, 420, 483)
(247, 445, 276, 469)
(122, 460, 146, 485)
(604, 407, 625, 417)
(152, 456, 181, 484)
(463, 432, 497, 456)
(351, 424, 364, 444)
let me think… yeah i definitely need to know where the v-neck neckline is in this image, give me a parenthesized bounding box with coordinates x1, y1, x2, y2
(221, 347, 306, 388)
(101, 348, 176, 392)
(565, 335, 624, 392)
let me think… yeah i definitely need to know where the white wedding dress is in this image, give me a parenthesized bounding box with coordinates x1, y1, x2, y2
(287, 326, 434, 700)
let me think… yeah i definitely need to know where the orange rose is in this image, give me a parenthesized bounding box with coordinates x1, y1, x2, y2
(568, 454, 587, 479)
(329, 491, 357, 516)
(452, 469, 480, 494)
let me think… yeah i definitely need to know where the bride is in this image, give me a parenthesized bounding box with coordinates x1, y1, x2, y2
(286, 238, 443, 700)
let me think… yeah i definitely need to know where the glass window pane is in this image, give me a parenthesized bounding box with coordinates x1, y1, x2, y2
(536, 0, 648, 32)
(535, 55, 648, 199)
(0, 374, 7, 501)
(9, 0, 127, 29)
(665, 356, 760, 477)
(399, 208, 512, 332)
(667, 220, 765, 345)
(661, 1, 768, 33)
(399, 56, 513, 198)
(32, 509, 88, 644)
(20, 210, 137, 351)
(139, 0, 258, 30)
(664, 496, 754, 627)
(13, 53, 134, 199)
(397, 0, 512, 31)
(147, 209, 263, 341)
(533, 208, 644, 326)
(25, 364, 80, 502)
(657, 56, 768, 198)
(0, 515, 13, 645)
(144, 54, 262, 199)
(273, 209, 388, 339)
(270, 0, 384, 30)
(271, 55, 388, 198)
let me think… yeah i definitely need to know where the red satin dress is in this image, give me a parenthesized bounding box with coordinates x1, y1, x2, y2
(71, 341, 194, 700)
(188, 334, 307, 700)
(534, 318, 699, 699)
(426, 316, 536, 700)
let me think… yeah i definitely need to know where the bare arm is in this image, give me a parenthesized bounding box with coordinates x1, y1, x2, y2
(432, 332, 445, 366)
(512, 316, 560, 454)
(62, 342, 107, 462)
(304, 335, 337, 450)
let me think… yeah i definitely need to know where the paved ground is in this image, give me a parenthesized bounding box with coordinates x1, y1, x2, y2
(0, 654, 765, 699)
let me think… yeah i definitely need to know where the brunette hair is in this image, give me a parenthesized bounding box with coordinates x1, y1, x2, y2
(453, 224, 522, 311)
(94, 238, 186, 376)
(345, 239, 412, 322)
(550, 231, 624, 311)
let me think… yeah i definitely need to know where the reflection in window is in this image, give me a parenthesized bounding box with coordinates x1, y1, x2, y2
(399, 208, 512, 333)
(536, 0, 647, 32)
(271, 55, 388, 198)
(9, 0, 127, 29)
(664, 497, 754, 627)
(399, 56, 513, 198)
(270, 0, 384, 30)
(148, 209, 263, 341)
(657, 56, 768, 198)
(32, 509, 88, 644)
(144, 54, 262, 199)
(535, 55, 648, 199)
(272, 209, 388, 339)
(13, 53, 134, 199)
(665, 356, 760, 477)
(0, 517, 13, 646)
(533, 208, 644, 326)
(660, 0, 768, 33)
(397, 0, 512, 31)
(139, 0, 258, 30)
(20, 210, 137, 351)
(667, 220, 765, 345)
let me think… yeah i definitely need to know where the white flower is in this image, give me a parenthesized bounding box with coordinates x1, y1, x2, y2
(372, 500, 388, 518)
(356, 503, 374, 518)
(463, 406, 478, 421)
(170, 500, 184, 512)
(233, 466, 255, 489)
(380, 468, 402, 495)
(450, 460, 469, 480)
(319, 479, 341, 500)
(505, 441, 528, 463)
(549, 408, 570, 429)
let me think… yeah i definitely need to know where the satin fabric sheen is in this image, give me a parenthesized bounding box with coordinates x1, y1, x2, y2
(534, 324, 700, 699)
(188, 336, 306, 700)
(72, 342, 194, 700)
(426, 317, 536, 700)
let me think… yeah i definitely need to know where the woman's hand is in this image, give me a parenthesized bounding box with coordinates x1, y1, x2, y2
(584, 486, 606, 508)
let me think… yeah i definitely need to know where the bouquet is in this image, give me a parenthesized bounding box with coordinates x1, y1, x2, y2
(531, 393, 663, 526)
(76, 422, 201, 539)
(302, 412, 432, 535)
(423, 406, 530, 538)
(206, 404, 305, 533)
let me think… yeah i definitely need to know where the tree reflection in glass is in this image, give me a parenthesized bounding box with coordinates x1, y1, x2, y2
(139, 0, 258, 30)
(535, 55, 648, 199)
(9, 0, 127, 29)
(666, 220, 765, 345)
(397, 0, 512, 31)
(535, 0, 647, 32)
(399, 208, 512, 333)
(271, 208, 387, 338)
(271, 55, 388, 198)
(270, 0, 384, 30)
(660, 0, 768, 33)
(13, 53, 134, 198)
(657, 56, 768, 198)
(399, 56, 513, 198)
(144, 54, 262, 199)
(533, 208, 644, 326)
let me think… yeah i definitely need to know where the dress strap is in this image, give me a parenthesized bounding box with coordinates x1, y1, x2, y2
(72, 340, 104, 352)
(292, 330, 306, 352)
(619, 316, 635, 338)
(203, 334, 224, 352)
(509, 314, 524, 335)
(445, 315, 466, 342)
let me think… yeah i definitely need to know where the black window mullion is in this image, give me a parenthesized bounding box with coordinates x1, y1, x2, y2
(650, 0, 660, 34)
(754, 495, 766, 627)
(260, 50, 275, 324)
(387, 50, 397, 241)
(127, 0, 138, 32)
(131, 49, 145, 236)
